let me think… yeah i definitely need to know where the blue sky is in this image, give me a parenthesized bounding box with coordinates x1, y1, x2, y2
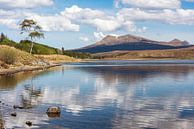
(0, 0, 194, 49)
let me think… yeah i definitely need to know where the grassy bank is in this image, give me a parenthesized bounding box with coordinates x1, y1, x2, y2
(0, 45, 79, 75)
(0, 45, 38, 68)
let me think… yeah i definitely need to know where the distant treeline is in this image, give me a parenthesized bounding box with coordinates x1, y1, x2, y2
(62, 47, 92, 59)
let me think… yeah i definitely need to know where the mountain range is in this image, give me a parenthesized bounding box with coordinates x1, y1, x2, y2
(72, 34, 192, 54)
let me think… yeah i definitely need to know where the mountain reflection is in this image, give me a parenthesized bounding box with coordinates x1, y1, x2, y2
(74, 65, 194, 85)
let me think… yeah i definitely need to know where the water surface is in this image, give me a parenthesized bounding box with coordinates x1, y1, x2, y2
(1, 60, 194, 129)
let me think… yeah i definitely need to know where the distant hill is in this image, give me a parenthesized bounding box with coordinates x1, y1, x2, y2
(72, 34, 192, 53)
(92, 46, 194, 60)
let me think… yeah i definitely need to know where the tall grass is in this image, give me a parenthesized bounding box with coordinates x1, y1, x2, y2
(0, 47, 17, 64)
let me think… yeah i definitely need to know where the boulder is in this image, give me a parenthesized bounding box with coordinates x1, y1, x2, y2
(46, 107, 61, 116)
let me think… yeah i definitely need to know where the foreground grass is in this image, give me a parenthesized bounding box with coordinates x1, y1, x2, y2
(0, 45, 37, 68)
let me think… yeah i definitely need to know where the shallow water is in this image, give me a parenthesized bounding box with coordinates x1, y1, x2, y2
(1, 60, 194, 129)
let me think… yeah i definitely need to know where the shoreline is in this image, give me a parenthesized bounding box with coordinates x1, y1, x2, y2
(0, 64, 62, 76)
(2, 58, 194, 76)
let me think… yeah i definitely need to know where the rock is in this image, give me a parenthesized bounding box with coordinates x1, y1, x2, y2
(46, 107, 61, 116)
(26, 121, 32, 127)
(10, 112, 17, 117)
(13, 105, 24, 109)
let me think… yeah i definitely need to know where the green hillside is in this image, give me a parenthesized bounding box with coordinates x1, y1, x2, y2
(0, 36, 60, 55)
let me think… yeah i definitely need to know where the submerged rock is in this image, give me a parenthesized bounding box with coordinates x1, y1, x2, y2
(10, 112, 17, 117)
(26, 121, 32, 127)
(46, 107, 61, 117)
(13, 105, 24, 109)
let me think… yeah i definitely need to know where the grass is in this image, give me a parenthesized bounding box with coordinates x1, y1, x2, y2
(0, 45, 37, 66)
(93, 48, 194, 60)
(36, 54, 80, 63)
(0, 47, 17, 64)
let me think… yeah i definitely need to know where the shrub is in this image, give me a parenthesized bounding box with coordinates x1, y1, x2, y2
(0, 48, 17, 64)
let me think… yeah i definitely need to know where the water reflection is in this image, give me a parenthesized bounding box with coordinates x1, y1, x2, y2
(0, 112, 3, 129)
(19, 84, 43, 109)
(0, 62, 194, 129)
(0, 66, 62, 89)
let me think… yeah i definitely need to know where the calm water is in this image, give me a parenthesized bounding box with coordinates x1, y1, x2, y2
(1, 60, 194, 129)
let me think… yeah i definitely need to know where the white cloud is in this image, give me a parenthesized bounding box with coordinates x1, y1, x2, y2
(116, 0, 181, 9)
(84, 18, 121, 32)
(185, 0, 194, 2)
(29, 15, 80, 32)
(0, 5, 143, 33)
(61, 5, 122, 32)
(79, 36, 89, 42)
(93, 32, 106, 41)
(117, 8, 194, 25)
(93, 32, 121, 41)
(0, 19, 18, 29)
(1, 4, 194, 34)
(0, 0, 53, 9)
(61, 5, 139, 32)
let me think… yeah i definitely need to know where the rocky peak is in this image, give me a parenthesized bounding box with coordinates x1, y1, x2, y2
(96, 34, 152, 46)
(169, 39, 190, 46)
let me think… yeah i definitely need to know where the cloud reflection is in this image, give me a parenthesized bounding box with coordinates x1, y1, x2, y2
(1, 64, 194, 128)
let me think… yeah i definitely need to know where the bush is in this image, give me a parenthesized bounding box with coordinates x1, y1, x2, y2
(0, 48, 17, 64)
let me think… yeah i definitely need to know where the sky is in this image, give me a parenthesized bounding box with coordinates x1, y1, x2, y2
(0, 0, 194, 49)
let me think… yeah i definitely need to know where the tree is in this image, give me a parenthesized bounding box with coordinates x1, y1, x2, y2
(0, 33, 6, 42)
(20, 19, 44, 54)
(61, 47, 65, 54)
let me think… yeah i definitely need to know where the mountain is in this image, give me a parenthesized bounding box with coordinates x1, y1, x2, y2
(72, 34, 191, 53)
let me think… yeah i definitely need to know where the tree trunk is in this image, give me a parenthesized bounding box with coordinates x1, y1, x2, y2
(30, 42, 34, 54)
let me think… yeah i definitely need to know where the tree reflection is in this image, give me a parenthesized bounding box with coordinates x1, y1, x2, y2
(19, 83, 43, 109)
